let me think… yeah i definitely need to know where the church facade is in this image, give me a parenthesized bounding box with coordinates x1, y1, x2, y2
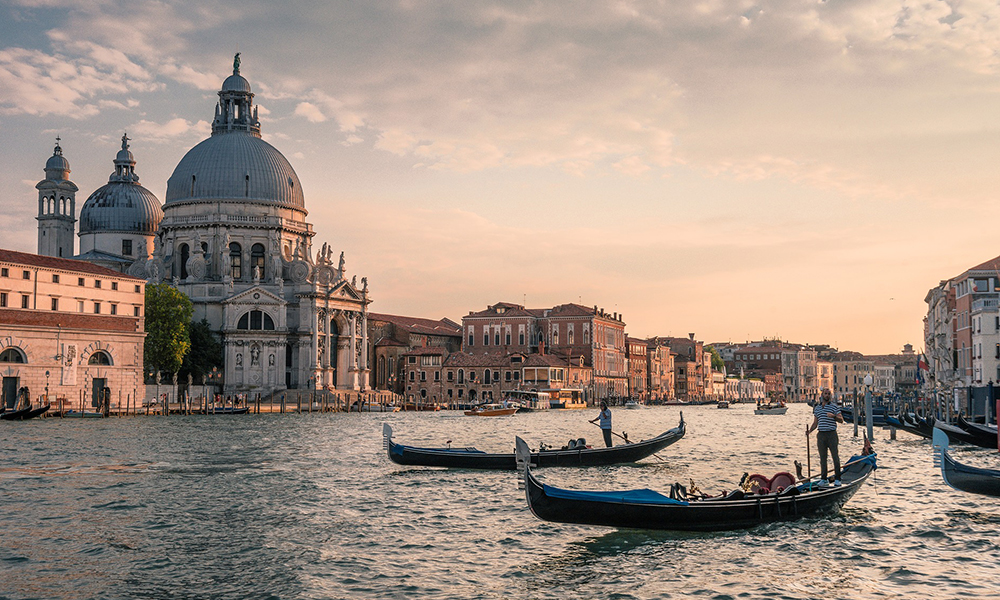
(33, 55, 371, 394)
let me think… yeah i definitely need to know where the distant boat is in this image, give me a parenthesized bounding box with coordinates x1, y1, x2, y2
(63, 410, 105, 418)
(197, 406, 249, 415)
(350, 401, 399, 413)
(717, 400, 730, 409)
(464, 403, 518, 417)
(754, 402, 787, 415)
(624, 400, 642, 409)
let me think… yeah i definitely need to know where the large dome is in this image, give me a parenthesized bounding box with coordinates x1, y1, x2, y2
(164, 133, 305, 209)
(80, 183, 163, 234)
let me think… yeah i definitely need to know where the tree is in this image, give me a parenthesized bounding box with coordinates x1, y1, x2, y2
(706, 345, 725, 372)
(144, 283, 194, 378)
(180, 319, 223, 383)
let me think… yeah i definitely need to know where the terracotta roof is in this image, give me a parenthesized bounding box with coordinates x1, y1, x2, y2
(547, 303, 598, 318)
(0, 308, 142, 332)
(443, 351, 523, 368)
(0, 248, 144, 280)
(368, 312, 461, 337)
(963, 254, 1000, 277)
(465, 302, 536, 319)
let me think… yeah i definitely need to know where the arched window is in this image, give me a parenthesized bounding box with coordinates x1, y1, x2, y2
(179, 243, 190, 279)
(237, 310, 275, 331)
(251, 243, 265, 279)
(458, 369, 464, 384)
(484, 369, 491, 383)
(88, 351, 112, 365)
(0, 348, 26, 363)
(229, 242, 242, 280)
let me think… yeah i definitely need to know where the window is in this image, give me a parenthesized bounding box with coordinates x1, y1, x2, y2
(229, 243, 242, 279)
(51, 298, 58, 311)
(484, 369, 491, 382)
(52, 274, 59, 283)
(408, 356, 416, 364)
(468, 331, 474, 346)
(420, 371, 426, 382)
(409, 371, 414, 381)
(134, 306, 140, 317)
(21, 295, 29, 309)
(483, 332, 489, 346)
(135, 284, 141, 293)
(0, 348, 25, 363)
(88, 351, 112, 365)
(93, 302, 101, 314)
(179, 244, 189, 279)
(111, 282, 118, 291)
(0, 267, 7, 277)
(251, 243, 266, 279)
(505, 371, 511, 381)
(22, 270, 30, 279)
(458, 369, 464, 383)
(122, 239, 132, 256)
(0, 292, 7, 307)
(513, 371, 520, 381)
(110, 304, 117, 315)
(494, 330, 500, 345)
(77, 301, 84, 312)
(434, 371, 440, 381)
(236, 310, 275, 330)
(447, 371, 453, 382)
(78, 277, 85, 286)
(94, 280, 101, 289)
(519, 331, 525, 345)
(505, 329, 511, 345)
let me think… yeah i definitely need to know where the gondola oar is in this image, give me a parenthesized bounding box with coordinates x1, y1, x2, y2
(591, 422, 630, 444)
(805, 424, 812, 480)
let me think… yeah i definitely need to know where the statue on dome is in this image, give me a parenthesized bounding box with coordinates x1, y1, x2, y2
(234, 52, 241, 73)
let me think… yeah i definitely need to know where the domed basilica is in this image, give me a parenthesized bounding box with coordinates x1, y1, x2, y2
(35, 55, 371, 394)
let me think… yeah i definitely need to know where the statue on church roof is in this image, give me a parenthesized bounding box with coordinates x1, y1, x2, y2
(234, 52, 241, 73)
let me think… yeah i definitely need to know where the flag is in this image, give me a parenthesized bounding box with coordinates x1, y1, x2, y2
(916, 353, 929, 385)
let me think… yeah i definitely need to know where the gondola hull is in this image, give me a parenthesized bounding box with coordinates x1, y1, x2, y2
(0, 404, 50, 421)
(516, 436, 876, 532)
(383, 415, 685, 470)
(933, 428, 1000, 498)
(934, 420, 994, 449)
(885, 414, 931, 439)
(956, 415, 998, 449)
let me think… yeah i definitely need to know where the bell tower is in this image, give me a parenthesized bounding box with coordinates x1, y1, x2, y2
(36, 137, 78, 258)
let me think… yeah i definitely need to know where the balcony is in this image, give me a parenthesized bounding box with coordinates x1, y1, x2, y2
(972, 298, 1000, 313)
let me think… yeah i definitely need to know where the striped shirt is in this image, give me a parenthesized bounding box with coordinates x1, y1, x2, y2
(598, 408, 612, 430)
(813, 402, 841, 432)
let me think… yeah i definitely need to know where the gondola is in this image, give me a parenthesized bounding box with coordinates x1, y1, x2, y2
(932, 428, 1000, 498)
(515, 436, 877, 532)
(383, 414, 685, 470)
(956, 415, 998, 449)
(197, 407, 250, 415)
(885, 413, 931, 439)
(933, 419, 995, 449)
(0, 404, 50, 421)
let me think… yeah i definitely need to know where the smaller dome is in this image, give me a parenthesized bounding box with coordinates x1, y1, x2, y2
(46, 153, 70, 172)
(116, 147, 134, 163)
(222, 73, 252, 94)
(79, 184, 163, 234)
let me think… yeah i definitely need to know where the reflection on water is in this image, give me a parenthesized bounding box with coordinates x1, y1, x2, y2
(2, 405, 1000, 599)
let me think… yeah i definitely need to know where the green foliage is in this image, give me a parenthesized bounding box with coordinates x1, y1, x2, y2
(180, 319, 224, 383)
(144, 283, 194, 376)
(706, 345, 725, 372)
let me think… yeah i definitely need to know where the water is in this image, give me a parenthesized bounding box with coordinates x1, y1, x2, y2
(2, 404, 999, 600)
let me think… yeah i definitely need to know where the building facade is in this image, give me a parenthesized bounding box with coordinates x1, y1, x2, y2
(0, 249, 145, 410)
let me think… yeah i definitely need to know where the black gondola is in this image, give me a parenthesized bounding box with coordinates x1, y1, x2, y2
(885, 413, 931, 439)
(956, 415, 998, 449)
(933, 419, 995, 449)
(515, 436, 877, 532)
(383, 414, 685, 470)
(932, 428, 1000, 498)
(0, 404, 50, 421)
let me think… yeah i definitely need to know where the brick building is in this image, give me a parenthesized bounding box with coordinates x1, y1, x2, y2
(0, 248, 146, 411)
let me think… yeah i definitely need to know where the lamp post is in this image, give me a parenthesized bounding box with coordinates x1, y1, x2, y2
(863, 373, 874, 441)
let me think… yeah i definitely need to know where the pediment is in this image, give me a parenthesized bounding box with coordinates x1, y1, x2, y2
(223, 286, 286, 306)
(328, 280, 363, 301)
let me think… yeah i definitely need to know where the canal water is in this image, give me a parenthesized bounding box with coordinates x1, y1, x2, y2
(2, 404, 999, 599)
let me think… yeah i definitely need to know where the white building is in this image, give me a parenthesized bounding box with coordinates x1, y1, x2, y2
(34, 55, 372, 395)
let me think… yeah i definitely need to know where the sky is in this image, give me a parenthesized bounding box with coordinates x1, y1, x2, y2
(2, 0, 999, 355)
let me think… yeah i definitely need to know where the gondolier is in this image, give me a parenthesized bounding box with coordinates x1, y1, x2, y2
(590, 401, 613, 447)
(808, 389, 844, 485)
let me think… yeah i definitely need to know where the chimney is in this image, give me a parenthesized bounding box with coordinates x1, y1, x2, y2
(688, 333, 695, 341)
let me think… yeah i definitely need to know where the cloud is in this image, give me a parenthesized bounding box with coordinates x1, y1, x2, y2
(128, 117, 210, 142)
(293, 102, 327, 123)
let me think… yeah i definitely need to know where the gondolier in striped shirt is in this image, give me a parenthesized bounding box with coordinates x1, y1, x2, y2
(808, 389, 844, 485)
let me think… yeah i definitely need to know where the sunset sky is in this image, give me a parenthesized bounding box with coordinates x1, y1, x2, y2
(3, 0, 999, 355)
